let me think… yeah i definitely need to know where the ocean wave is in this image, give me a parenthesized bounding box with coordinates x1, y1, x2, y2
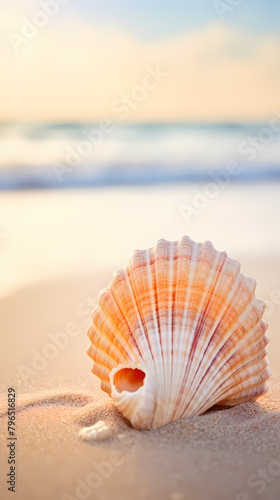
(0, 123, 280, 189)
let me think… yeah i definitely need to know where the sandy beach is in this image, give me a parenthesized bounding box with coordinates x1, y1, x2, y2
(1, 247, 280, 500)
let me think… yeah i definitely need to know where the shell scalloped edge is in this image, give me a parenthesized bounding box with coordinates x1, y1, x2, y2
(87, 235, 271, 429)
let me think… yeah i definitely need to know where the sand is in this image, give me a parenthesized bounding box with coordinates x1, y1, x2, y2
(1, 257, 280, 500)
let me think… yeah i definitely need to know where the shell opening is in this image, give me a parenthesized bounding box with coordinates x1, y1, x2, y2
(113, 368, 146, 393)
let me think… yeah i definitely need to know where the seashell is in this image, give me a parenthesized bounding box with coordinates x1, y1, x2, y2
(79, 420, 114, 441)
(87, 236, 271, 429)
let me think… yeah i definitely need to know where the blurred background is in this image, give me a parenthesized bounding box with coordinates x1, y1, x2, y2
(1, 7, 280, 500)
(0, 0, 280, 299)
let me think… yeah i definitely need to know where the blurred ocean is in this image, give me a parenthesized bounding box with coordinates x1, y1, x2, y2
(1, 123, 280, 189)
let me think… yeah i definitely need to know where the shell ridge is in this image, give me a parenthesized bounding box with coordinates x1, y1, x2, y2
(190, 318, 268, 409)
(194, 362, 270, 416)
(181, 291, 264, 415)
(169, 236, 195, 419)
(171, 239, 200, 420)
(169, 238, 182, 422)
(174, 244, 228, 418)
(86, 331, 122, 369)
(177, 246, 227, 413)
(165, 241, 177, 423)
(87, 323, 129, 386)
(90, 296, 139, 363)
(152, 240, 174, 425)
(191, 353, 269, 415)
(97, 283, 142, 360)
(170, 237, 192, 375)
(127, 251, 158, 368)
(112, 265, 153, 367)
(178, 270, 257, 416)
(148, 245, 166, 427)
(185, 324, 269, 416)
(143, 247, 166, 427)
(163, 240, 179, 425)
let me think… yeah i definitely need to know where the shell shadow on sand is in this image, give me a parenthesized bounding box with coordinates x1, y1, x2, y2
(73, 384, 280, 457)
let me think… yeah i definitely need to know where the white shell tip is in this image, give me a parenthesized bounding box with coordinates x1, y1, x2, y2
(79, 420, 113, 441)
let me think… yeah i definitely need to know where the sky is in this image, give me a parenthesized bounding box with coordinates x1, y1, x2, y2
(0, 0, 280, 122)
(73, 0, 280, 40)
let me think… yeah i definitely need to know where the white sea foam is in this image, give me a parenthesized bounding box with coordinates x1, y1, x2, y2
(0, 123, 279, 188)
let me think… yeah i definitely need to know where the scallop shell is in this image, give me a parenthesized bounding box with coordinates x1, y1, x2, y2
(87, 236, 271, 429)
